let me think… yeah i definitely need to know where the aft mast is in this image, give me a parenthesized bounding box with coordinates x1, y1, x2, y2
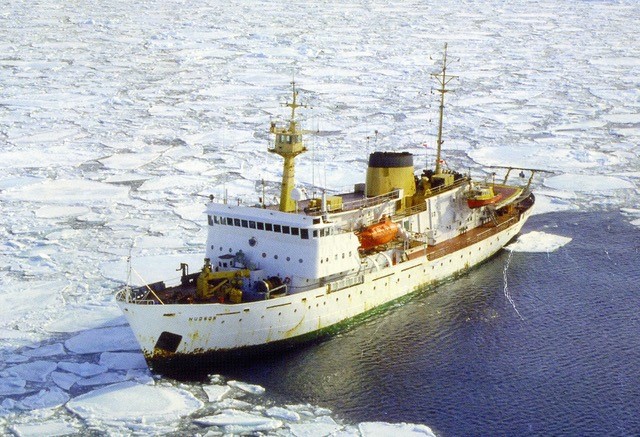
(432, 43, 457, 176)
(269, 81, 308, 213)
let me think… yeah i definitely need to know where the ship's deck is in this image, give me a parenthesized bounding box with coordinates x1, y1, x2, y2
(406, 191, 534, 261)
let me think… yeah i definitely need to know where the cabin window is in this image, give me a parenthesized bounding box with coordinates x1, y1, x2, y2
(257, 222, 264, 230)
(208, 215, 213, 226)
(249, 221, 256, 229)
(313, 230, 318, 238)
(265, 223, 273, 231)
(225, 218, 232, 226)
(274, 224, 281, 233)
(291, 227, 299, 236)
(241, 220, 248, 228)
(313, 218, 321, 224)
(234, 218, 241, 226)
(213, 216, 219, 224)
(282, 226, 290, 234)
(300, 229, 309, 239)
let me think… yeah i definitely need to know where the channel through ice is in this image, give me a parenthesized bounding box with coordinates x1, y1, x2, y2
(1, 0, 639, 434)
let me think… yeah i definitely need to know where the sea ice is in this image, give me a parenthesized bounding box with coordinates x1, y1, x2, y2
(265, 406, 301, 422)
(50, 371, 81, 391)
(98, 152, 161, 170)
(57, 362, 108, 377)
(45, 305, 125, 334)
(17, 387, 70, 411)
(64, 326, 140, 354)
(0, 280, 69, 328)
(75, 372, 129, 387)
(0, 179, 130, 204)
(0, 377, 27, 396)
(202, 384, 231, 402)
(99, 352, 147, 370)
(9, 420, 79, 437)
(288, 416, 343, 437)
(193, 410, 283, 434)
(66, 381, 203, 429)
(22, 343, 65, 358)
(358, 422, 437, 437)
(544, 174, 635, 192)
(227, 380, 266, 395)
(34, 206, 90, 219)
(1, 361, 57, 383)
(506, 231, 572, 253)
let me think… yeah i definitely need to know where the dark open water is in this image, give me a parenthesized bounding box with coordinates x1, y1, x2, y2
(224, 211, 640, 436)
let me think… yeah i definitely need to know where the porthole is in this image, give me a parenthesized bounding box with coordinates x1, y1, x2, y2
(299, 258, 303, 263)
(286, 256, 290, 261)
(274, 254, 278, 260)
(262, 253, 267, 258)
(229, 248, 232, 253)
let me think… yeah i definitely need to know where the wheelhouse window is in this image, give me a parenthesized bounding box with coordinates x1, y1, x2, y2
(249, 221, 256, 229)
(241, 219, 248, 228)
(265, 223, 273, 231)
(300, 229, 309, 239)
(234, 218, 241, 226)
(274, 224, 281, 233)
(291, 227, 299, 236)
(282, 226, 290, 234)
(257, 222, 264, 230)
(208, 215, 213, 226)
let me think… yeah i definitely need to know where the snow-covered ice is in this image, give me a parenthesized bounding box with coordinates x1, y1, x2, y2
(66, 381, 203, 431)
(64, 326, 140, 354)
(507, 231, 572, 253)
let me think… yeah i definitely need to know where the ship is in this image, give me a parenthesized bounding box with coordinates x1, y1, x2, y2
(116, 44, 540, 374)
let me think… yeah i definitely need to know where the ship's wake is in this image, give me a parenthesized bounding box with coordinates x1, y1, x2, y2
(503, 250, 524, 321)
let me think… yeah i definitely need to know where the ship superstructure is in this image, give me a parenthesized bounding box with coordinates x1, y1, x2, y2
(116, 45, 538, 373)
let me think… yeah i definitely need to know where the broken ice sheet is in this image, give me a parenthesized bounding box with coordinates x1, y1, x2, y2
(64, 326, 140, 354)
(66, 381, 203, 431)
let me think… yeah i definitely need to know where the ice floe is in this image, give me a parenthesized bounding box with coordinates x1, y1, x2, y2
(358, 421, 437, 436)
(9, 420, 79, 437)
(99, 352, 147, 370)
(194, 410, 283, 433)
(1, 361, 58, 383)
(64, 326, 140, 354)
(507, 231, 572, 253)
(0, 179, 130, 204)
(544, 174, 635, 192)
(66, 381, 203, 432)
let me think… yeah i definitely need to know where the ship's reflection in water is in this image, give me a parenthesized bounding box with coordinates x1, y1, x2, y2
(224, 211, 640, 436)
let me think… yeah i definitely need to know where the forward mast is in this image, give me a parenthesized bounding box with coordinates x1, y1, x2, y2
(269, 82, 307, 213)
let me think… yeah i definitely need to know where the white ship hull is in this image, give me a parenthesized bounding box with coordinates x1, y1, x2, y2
(117, 204, 531, 372)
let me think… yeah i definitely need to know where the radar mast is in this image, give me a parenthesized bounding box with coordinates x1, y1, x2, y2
(269, 81, 308, 213)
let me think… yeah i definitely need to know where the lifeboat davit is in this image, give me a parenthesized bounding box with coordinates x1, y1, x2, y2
(466, 185, 502, 208)
(357, 218, 399, 250)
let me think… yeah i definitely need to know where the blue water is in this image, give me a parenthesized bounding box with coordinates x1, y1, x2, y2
(226, 211, 640, 436)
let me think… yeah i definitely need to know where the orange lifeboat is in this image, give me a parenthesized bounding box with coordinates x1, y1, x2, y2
(466, 185, 502, 208)
(357, 218, 399, 250)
